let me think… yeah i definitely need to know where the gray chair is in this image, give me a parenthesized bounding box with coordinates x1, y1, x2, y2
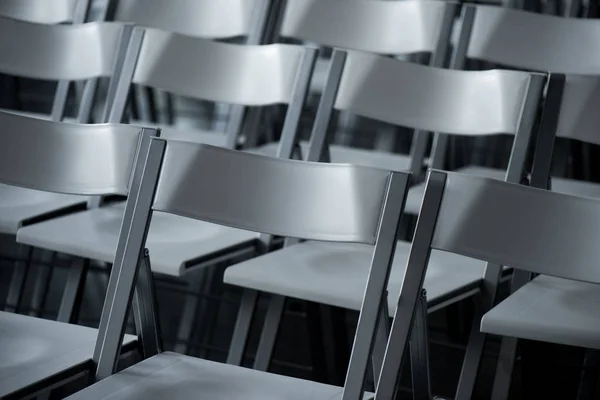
(17, 32, 316, 280)
(0, 0, 89, 24)
(107, 0, 270, 134)
(63, 138, 410, 400)
(0, 111, 157, 399)
(419, 7, 600, 398)
(259, 0, 457, 177)
(0, 17, 134, 312)
(405, 4, 600, 216)
(223, 49, 546, 378)
(373, 170, 600, 400)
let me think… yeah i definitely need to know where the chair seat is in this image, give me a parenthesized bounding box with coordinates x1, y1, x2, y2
(131, 121, 228, 147)
(17, 202, 259, 276)
(481, 275, 600, 349)
(224, 240, 488, 314)
(0, 184, 85, 234)
(0, 311, 136, 398)
(258, 141, 412, 172)
(66, 351, 373, 400)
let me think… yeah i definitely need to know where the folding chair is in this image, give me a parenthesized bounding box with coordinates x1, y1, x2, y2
(374, 169, 600, 400)
(404, 4, 600, 215)
(259, 0, 457, 176)
(414, 7, 600, 397)
(105, 0, 271, 136)
(223, 48, 546, 379)
(0, 17, 135, 313)
(16, 34, 316, 342)
(60, 135, 410, 400)
(0, 111, 159, 399)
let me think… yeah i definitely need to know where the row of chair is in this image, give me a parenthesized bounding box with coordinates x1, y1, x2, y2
(2, 0, 600, 399)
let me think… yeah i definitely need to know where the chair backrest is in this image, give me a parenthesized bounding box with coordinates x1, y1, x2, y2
(429, 171, 600, 284)
(106, 26, 317, 147)
(0, 0, 84, 24)
(307, 49, 545, 182)
(94, 139, 411, 400)
(0, 16, 132, 122)
(457, 5, 600, 144)
(0, 110, 153, 196)
(279, 0, 456, 56)
(373, 168, 600, 399)
(111, 0, 262, 40)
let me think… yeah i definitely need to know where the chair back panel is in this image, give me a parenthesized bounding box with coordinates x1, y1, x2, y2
(132, 29, 308, 105)
(0, 111, 144, 195)
(0, 0, 77, 23)
(0, 18, 124, 80)
(152, 141, 398, 244)
(466, 5, 600, 75)
(281, 0, 452, 55)
(556, 76, 600, 145)
(113, 0, 256, 38)
(333, 51, 544, 135)
(431, 171, 600, 284)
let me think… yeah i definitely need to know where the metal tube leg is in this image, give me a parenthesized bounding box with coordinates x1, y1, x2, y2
(253, 294, 286, 371)
(576, 350, 600, 400)
(372, 294, 391, 387)
(227, 289, 259, 365)
(490, 337, 519, 400)
(5, 245, 33, 313)
(132, 251, 162, 359)
(410, 290, 432, 400)
(454, 295, 487, 400)
(174, 273, 208, 355)
(28, 251, 56, 317)
(57, 258, 90, 323)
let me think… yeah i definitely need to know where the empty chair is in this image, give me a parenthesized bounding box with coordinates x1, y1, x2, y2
(404, 4, 600, 215)
(0, 111, 157, 399)
(64, 138, 410, 400)
(414, 7, 600, 398)
(259, 0, 457, 176)
(0, 17, 134, 312)
(223, 49, 546, 374)
(16, 31, 316, 331)
(106, 0, 270, 137)
(373, 170, 600, 400)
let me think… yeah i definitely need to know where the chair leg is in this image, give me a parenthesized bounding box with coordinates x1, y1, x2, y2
(174, 273, 209, 355)
(57, 258, 90, 323)
(5, 244, 33, 313)
(576, 350, 600, 400)
(28, 250, 56, 317)
(253, 294, 286, 371)
(132, 251, 162, 359)
(410, 290, 432, 400)
(372, 300, 391, 387)
(490, 337, 519, 400)
(226, 289, 259, 366)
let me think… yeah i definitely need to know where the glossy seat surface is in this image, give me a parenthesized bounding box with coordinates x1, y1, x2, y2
(65, 351, 373, 400)
(0, 311, 136, 398)
(224, 240, 487, 313)
(481, 275, 600, 349)
(17, 202, 259, 276)
(0, 185, 85, 234)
